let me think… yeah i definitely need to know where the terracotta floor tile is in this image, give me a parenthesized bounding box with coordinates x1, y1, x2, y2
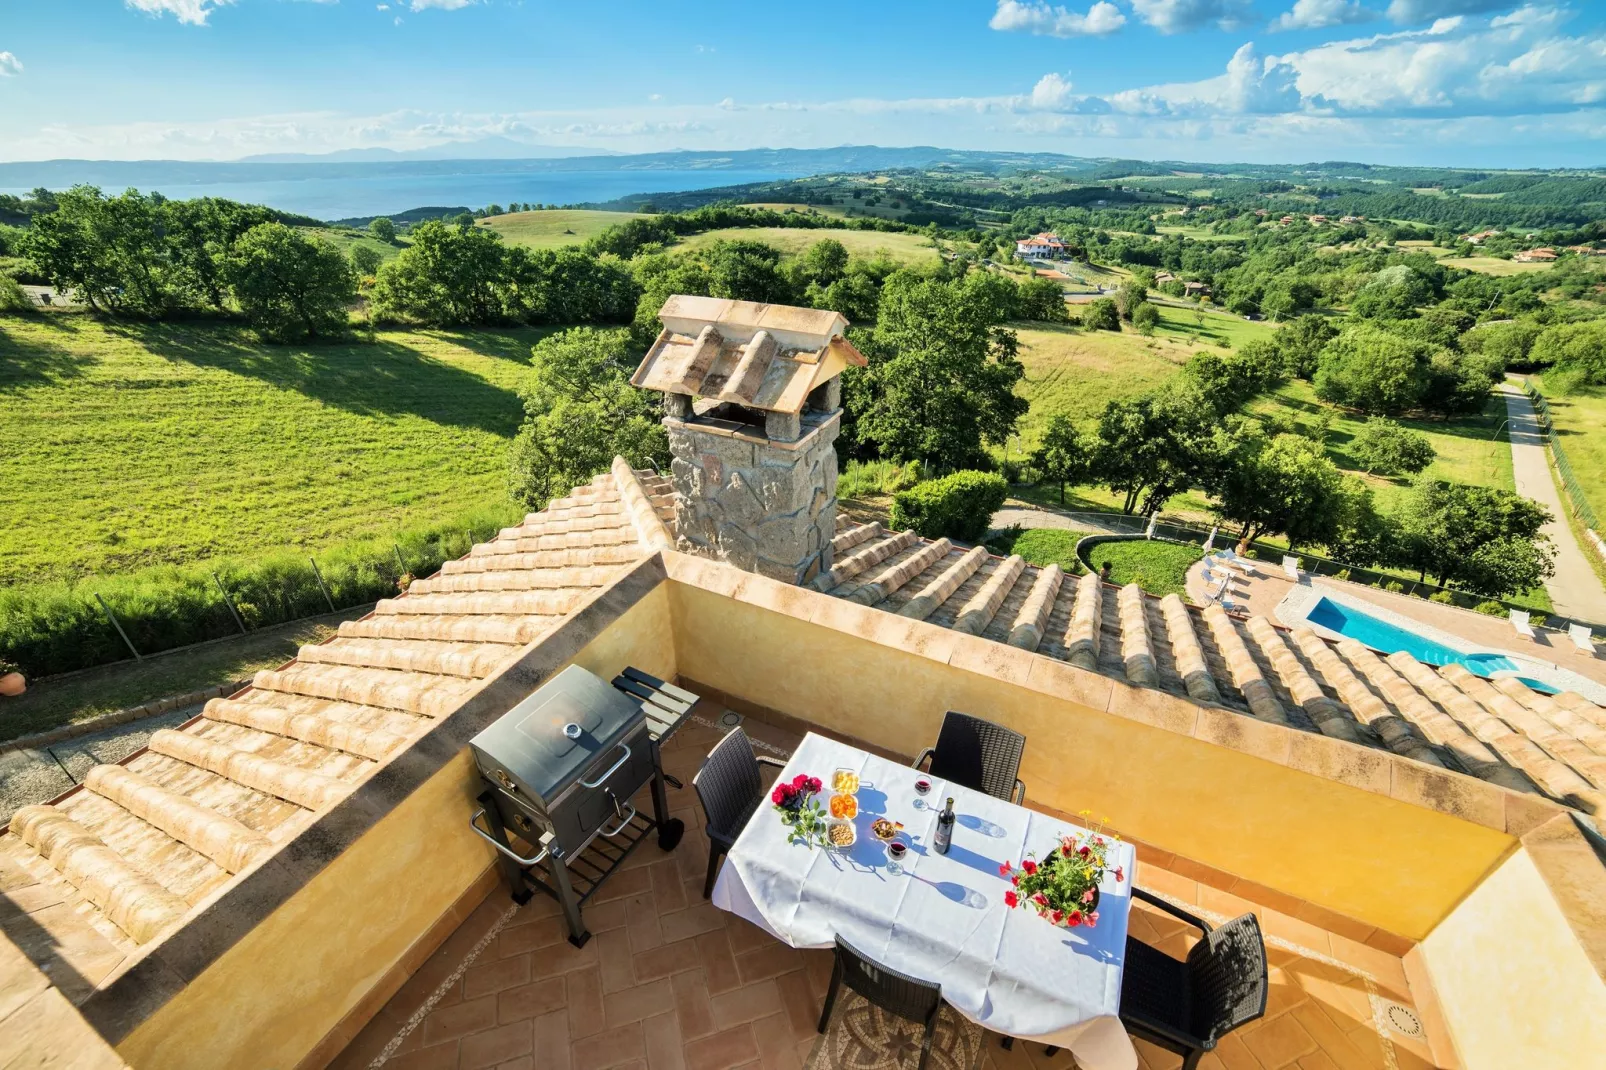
(1196, 883, 1261, 923)
(697, 929, 745, 995)
(726, 917, 780, 956)
(1265, 968, 1308, 1017)
(567, 966, 606, 1040)
(466, 953, 532, 999)
(593, 866, 655, 904)
(421, 995, 498, 1046)
(1297, 1052, 1340, 1070)
(652, 859, 689, 914)
(673, 967, 719, 1040)
(1261, 910, 1334, 958)
(571, 1021, 647, 1069)
(662, 900, 730, 944)
(588, 897, 631, 933)
(599, 927, 640, 993)
(1132, 1038, 1181, 1070)
(1209, 1031, 1263, 1070)
(498, 915, 566, 958)
(643, 1009, 688, 1070)
(628, 891, 667, 955)
(386, 1041, 460, 1070)
(735, 943, 804, 986)
(683, 1023, 761, 1070)
(498, 977, 566, 1025)
(710, 979, 784, 1030)
(527, 936, 598, 980)
(773, 969, 820, 1041)
(1327, 935, 1410, 997)
(605, 978, 678, 1028)
(1241, 1012, 1319, 1069)
(1290, 1005, 1377, 1070)
(497, 1057, 535, 1070)
(634, 936, 702, 983)
(532, 1008, 572, 1070)
(459, 1021, 533, 1070)
(751, 1010, 804, 1070)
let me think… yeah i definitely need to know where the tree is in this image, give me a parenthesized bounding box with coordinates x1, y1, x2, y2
(1313, 323, 1432, 415)
(369, 219, 509, 325)
(1530, 320, 1606, 384)
(224, 222, 355, 342)
(1016, 276, 1069, 322)
(1395, 480, 1555, 597)
(1351, 417, 1436, 475)
(164, 196, 275, 311)
(1351, 264, 1432, 319)
(798, 238, 849, 287)
(1130, 300, 1160, 335)
(1091, 393, 1214, 515)
(349, 245, 383, 277)
(1211, 432, 1346, 549)
(23, 185, 183, 316)
(1032, 415, 1090, 504)
(502, 246, 639, 325)
(506, 328, 668, 509)
(1083, 297, 1120, 331)
(850, 271, 1029, 471)
(1276, 315, 1338, 379)
(1115, 278, 1147, 320)
(368, 217, 396, 243)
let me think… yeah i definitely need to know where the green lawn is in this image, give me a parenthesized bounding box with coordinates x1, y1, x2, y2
(478, 209, 647, 249)
(303, 226, 409, 265)
(676, 227, 942, 265)
(0, 313, 542, 585)
(1247, 380, 1514, 513)
(1538, 381, 1606, 526)
(991, 528, 1088, 575)
(1440, 257, 1555, 276)
(1091, 540, 1201, 599)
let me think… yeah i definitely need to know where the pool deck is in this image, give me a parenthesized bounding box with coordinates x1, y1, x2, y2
(1184, 559, 1606, 692)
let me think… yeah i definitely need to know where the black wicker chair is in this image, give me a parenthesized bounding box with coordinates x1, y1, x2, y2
(1118, 888, 1268, 1069)
(692, 728, 785, 899)
(913, 711, 1026, 804)
(818, 937, 946, 1070)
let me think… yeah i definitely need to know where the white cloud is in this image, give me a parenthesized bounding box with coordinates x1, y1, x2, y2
(989, 1, 1126, 37)
(1129, 0, 1255, 34)
(409, 0, 473, 10)
(1386, 0, 1515, 23)
(0, 52, 21, 77)
(649, 93, 663, 101)
(125, 0, 235, 24)
(1030, 72, 1077, 108)
(1270, 0, 1379, 32)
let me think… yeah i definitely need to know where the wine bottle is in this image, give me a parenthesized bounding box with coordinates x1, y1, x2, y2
(933, 797, 955, 855)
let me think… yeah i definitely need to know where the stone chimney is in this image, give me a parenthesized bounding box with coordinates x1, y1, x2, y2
(630, 295, 866, 585)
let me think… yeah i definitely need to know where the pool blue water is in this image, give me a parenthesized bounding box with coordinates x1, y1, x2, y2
(1306, 597, 1533, 681)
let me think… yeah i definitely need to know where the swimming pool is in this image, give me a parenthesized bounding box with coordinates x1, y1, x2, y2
(1305, 596, 1558, 691)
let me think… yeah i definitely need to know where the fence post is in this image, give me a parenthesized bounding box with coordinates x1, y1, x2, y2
(211, 572, 248, 634)
(393, 543, 408, 577)
(94, 593, 142, 662)
(308, 558, 338, 613)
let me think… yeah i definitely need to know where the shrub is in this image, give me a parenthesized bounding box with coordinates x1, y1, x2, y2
(1352, 417, 1436, 476)
(0, 274, 32, 313)
(1130, 301, 1160, 336)
(0, 506, 518, 679)
(837, 459, 923, 499)
(1428, 590, 1455, 604)
(1474, 600, 1506, 617)
(1385, 581, 1405, 593)
(890, 471, 1009, 543)
(1335, 569, 1351, 581)
(1082, 298, 1120, 332)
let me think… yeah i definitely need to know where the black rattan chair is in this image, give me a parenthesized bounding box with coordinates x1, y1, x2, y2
(692, 728, 785, 899)
(1119, 888, 1268, 1069)
(818, 937, 945, 1070)
(913, 711, 1026, 804)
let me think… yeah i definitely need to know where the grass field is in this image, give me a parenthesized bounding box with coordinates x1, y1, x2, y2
(740, 203, 852, 219)
(1440, 256, 1555, 276)
(1247, 380, 1515, 513)
(676, 227, 941, 265)
(478, 209, 646, 249)
(1539, 381, 1606, 526)
(1155, 225, 1244, 243)
(0, 314, 542, 585)
(305, 226, 409, 265)
(1094, 540, 1201, 598)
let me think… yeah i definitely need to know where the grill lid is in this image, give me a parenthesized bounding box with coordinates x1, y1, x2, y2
(470, 665, 645, 802)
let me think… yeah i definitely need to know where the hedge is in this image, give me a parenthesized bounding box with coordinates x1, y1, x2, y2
(0, 505, 520, 679)
(889, 471, 1009, 544)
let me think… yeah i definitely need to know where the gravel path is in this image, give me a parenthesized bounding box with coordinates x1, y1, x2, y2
(989, 505, 1138, 536)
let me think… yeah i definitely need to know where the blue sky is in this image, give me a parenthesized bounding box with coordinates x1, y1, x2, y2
(1, 1, 1603, 166)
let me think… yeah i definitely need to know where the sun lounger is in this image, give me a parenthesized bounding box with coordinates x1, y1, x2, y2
(1510, 610, 1536, 641)
(1281, 555, 1301, 580)
(1571, 623, 1597, 655)
(1218, 554, 1258, 576)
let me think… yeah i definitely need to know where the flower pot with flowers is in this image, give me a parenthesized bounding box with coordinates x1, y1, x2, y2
(772, 773, 828, 847)
(999, 819, 1123, 929)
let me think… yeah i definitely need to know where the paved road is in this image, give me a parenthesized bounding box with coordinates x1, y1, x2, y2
(1500, 383, 1606, 626)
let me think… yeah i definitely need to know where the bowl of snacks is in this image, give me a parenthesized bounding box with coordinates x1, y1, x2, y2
(831, 767, 861, 795)
(826, 819, 857, 850)
(870, 818, 900, 842)
(829, 793, 859, 820)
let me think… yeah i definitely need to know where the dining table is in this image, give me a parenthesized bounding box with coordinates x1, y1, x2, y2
(710, 731, 1139, 1070)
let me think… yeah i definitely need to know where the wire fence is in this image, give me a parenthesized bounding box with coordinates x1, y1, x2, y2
(1525, 380, 1601, 530)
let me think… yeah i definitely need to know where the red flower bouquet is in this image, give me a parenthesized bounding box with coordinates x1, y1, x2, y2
(772, 773, 828, 847)
(999, 817, 1122, 929)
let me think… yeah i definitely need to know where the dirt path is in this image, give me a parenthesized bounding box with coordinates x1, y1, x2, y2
(1500, 383, 1606, 625)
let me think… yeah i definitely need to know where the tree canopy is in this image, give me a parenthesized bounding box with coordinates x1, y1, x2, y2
(1395, 480, 1555, 597)
(223, 222, 355, 343)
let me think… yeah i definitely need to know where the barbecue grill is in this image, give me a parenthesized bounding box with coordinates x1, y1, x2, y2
(467, 665, 695, 946)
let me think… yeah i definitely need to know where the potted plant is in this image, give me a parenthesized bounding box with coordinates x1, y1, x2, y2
(0, 657, 25, 698)
(999, 820, 1123, 929)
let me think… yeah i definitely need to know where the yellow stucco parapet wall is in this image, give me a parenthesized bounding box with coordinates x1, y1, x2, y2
(658, 551, 1559, 941)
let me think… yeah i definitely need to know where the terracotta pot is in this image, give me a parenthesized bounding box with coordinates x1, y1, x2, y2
(0, 672, 25, 698)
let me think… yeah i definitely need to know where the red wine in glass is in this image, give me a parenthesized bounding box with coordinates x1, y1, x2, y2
(913, 776, 932, 809)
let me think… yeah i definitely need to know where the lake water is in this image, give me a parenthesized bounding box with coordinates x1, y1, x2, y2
(1, 168, 802, 222)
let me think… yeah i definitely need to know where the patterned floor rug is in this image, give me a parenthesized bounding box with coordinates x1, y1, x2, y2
(803, 992, 985, 1070)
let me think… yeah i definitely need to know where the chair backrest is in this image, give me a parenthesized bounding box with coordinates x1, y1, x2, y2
(1185, 912, 1268, 1045)
(833, 936, 942, 1026)
(1571, 623, 1593, 642)
(693, 729, 763, 841)
(1510, 610, 1530, 627)
(926, 711, 1025, 802)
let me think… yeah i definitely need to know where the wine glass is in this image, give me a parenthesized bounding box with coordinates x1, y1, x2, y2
(886, 840, 908, 875)
(912, 775, 932, 810)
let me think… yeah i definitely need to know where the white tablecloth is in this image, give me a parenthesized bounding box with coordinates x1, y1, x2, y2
(711, 733, 1138, 1070)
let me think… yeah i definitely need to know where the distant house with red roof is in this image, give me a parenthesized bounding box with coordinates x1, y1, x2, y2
(1513, 247, 1558, 263)
(1015, 232, 1069, 260)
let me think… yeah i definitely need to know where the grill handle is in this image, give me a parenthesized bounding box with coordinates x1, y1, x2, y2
(469, 808, 549, 867)
(598, 799, 638, 839)
(578, 742, 633, 788)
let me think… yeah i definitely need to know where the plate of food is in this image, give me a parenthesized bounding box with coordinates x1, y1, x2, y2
(825, 819, 857, 850)
(870, 818, 901, 842)
(829, 793, 858, 820)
